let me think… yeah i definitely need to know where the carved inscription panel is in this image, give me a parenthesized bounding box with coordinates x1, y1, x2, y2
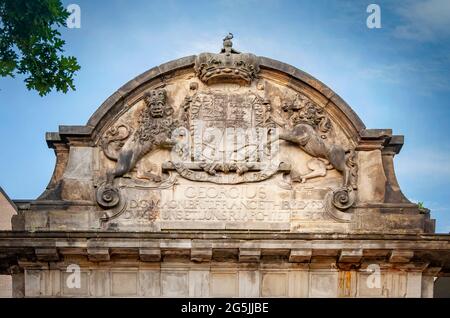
(103, 174, 349, 232)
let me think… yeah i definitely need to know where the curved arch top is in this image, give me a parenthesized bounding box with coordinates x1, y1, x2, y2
(82, 55, 365, 139)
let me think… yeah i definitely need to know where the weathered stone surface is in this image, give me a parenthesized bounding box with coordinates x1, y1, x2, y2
(24, 270, 41, 297)
(389, 250, 414, 263)
(89, 270, 110, 297)
(357, 271, 384, 297)
(289, 249, 312, 263)
(309, 271, 338, 297)
(139, 270, 160, 297)
(210, 272, 238, 297)
(35, 248, 59, 262)
(239, 270, 260, 297)
(239, 248, 261, 263)
(406, 272, 422, 298)
(357, 150, 386, 202)
(191, 248, 212, 262)
(189, 270, 209, 297)
(139, 248, 161, 262)
(161, 271, 188, 297)
(87, 248, 110, 261)
(0, 187, 16, 232)
(261, 272, 288, 297)
(338, 249, 363, 263)
(338, 271, 357, 297)
(111, 271, 137, 296)
(0, 275, 12, 298)
(421, 275, 434, 298)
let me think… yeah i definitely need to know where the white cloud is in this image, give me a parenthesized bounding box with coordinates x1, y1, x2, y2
(356, 56, 450, 93)
(396, 149, 450, 177)
(393, 0, 450, 41)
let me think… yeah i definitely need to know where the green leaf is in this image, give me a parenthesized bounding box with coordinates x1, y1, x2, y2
(0, 0, 80, 96)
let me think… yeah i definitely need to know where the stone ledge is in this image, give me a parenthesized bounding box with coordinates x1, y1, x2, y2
(1, 248, 447, 275)
(87, 248, 110, 261)
(239, 248, 261, 262)
(0, 233, 449, 274)
(289, 249, 312, 263)
(35, 248, 59, 262)
(191, 248, 212, 262)
(389, 250, 414, 263)
(1, 231, 449, 241)
(339, 249, 363, 263)
(139, 248, 161, 262)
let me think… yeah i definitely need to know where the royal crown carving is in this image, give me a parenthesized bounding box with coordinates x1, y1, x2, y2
(194, 33, 260, 85)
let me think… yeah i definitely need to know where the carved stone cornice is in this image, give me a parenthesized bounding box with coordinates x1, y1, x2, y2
(46, 126, 94, 149)
(356, 129, 392, 151)
(0, 232, 449, 274)
(382, 135, 404, 155)
(356, 129, 405, 156)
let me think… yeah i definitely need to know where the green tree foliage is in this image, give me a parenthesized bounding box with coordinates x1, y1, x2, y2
(0, 0, 80, 96)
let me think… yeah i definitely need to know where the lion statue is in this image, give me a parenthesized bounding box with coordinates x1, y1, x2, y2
(279, 123, 355, 187)
(106, 88, 178, 185)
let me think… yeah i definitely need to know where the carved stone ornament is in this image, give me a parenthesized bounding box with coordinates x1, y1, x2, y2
(100, 124, 133, 161)
(194, 33, 260, 85)
(96, 88, 359, 215)
(96, 88, 184, 209)
(164, 87, 284, 185)
(96, 183, 120, 209)
(277, 93, 358, 212)
(281, 93, 332, 134)
(95, 37, 359, 220)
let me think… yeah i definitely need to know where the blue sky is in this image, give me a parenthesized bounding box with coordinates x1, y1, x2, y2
(0, 0, 449, 232)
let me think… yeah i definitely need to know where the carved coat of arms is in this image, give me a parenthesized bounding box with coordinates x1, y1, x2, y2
(95, 34, 358, 225)
(170, 89, 280, 184)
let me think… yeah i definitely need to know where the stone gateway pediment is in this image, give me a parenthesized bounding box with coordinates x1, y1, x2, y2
(4, 35, 450, 299)
(30, 36, 433, 235)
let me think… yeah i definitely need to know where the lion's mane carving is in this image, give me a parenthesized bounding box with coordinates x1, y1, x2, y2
(97, 88, 179, 209)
